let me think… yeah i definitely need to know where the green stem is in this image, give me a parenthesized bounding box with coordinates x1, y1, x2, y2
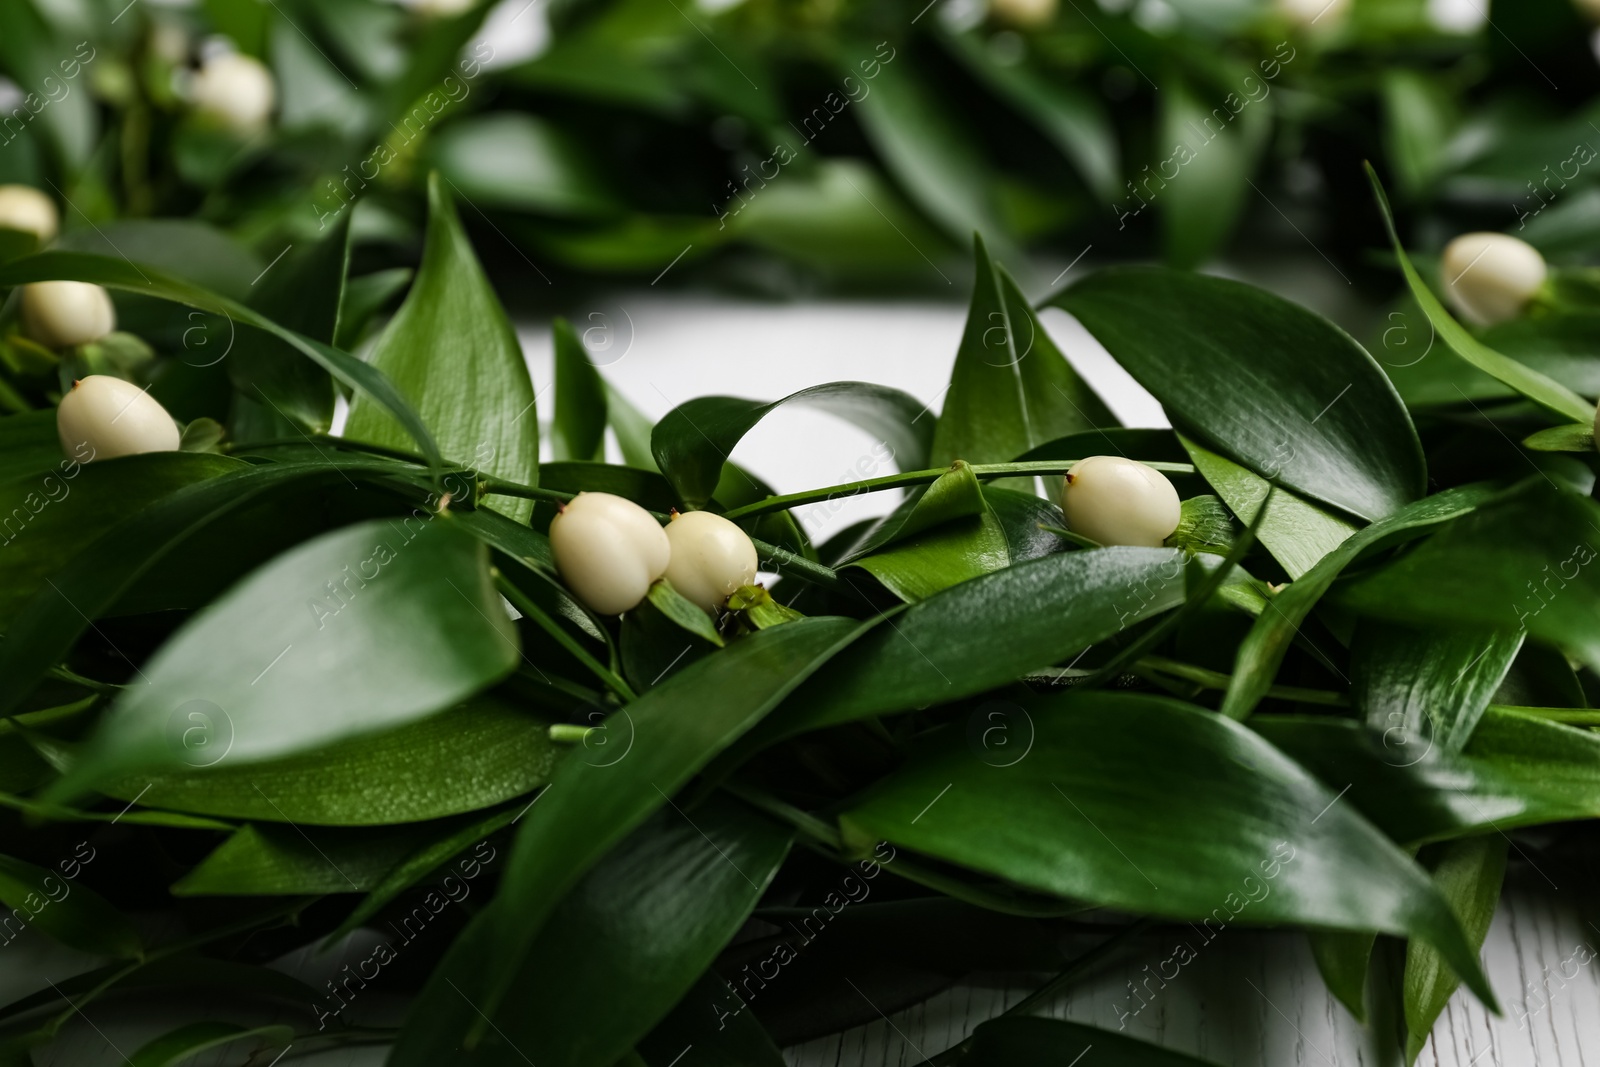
(723, 781, 842, 849)
(493, 571, 636, 702)
(474, 478, 574, 506)
(1489, 705, 1600, 725)
(1135, 655, 1348, 706)
(47, 666, 119, 693)
(722, 459, 1195, 521)
(548, 723, 596, 744)
(747, 535, 856, 595)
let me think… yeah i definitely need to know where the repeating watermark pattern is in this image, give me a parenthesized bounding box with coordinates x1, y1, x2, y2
(1112, 842, 1298, 1030)
(965, 699, 1035, 768)
(0, 841, 98, 948)
(1512, 540, 1596, 630)
(805, 440, 898, 534)
(1378, 310, 1435, 369)
(713, 42, 898, 229)
(311, 839, 498, 1030)
(1112, 43, 1297, 230)
(1112, 553, 1185, 630)
(709, 841, 897, 1031)
(1514, 137, 1599, 230)
(1514, 938, 1597, 1031)
(166, 699, 232, 768)
(1, 441, 96, 547)
(312, 42, 496, 230)
(0, 42, 97, 149)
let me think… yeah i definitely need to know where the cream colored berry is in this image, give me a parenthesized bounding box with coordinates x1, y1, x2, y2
(989, 0, 1057, 28)
(549, 492, 670, 616)
(0, 185, 58, 243)
(664, 510, 759, 614)
(1061, 456, 1182, 548)
(1440, 232, 1547, 327)
(190, 52, 276, 133)
(21, 282, 116, 349)
(57, 376, 180, 461)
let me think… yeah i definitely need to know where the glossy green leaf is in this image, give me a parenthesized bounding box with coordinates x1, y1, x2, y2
(53, 221, 263, 301)
(652, 382, 932, 509)
(0, 410, 66, 482)
(1159, 73, 1270, 268)
(770, 547, 1187, 737)
(955, 1017, 1224, 1066)
(0, 452, 244, 625)
(1524, 423, 1594, 452)
(1366, 164, 1595, 424)
(1221, 483, 1497, 719)
(335, 267, 413, 351)
(0, 851, 140, 958)
(345, 173, 537, 519)
(128, 1022, 292, 1067)
(1351, 622, 1522, 756)
(1383, 312, 1600, 408)
(551, 316, 608, 462)
(467, 616, 866, 1019)
(1255, 707, 1600, 844)
(931, 237, 1115, 472)
(0, 458, 417, 721)
(226, 211, 348, 435)
(647, 578, 725, 648)
(173, 824, 425, 895)
(1336, 481, 1600, 671)
(846, 462, 1011, 601)
(327, 807, 513, 943)
(1054, 266, 1425, 521)
(52, 516, 518, 797)
(71, 695, 553, 826)
(1311, 930, 1378, 1023)
(1181, 435, 1358, 578)
(393, 796, 791, 1065)
(0, 253, 440, 464)
(1403, 837, 1507, 1065)
(840, 690, 1495, 1006)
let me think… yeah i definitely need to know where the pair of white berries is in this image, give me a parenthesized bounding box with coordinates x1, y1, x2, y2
(0, 184, 119, 350)
(1061, 456, 1182, 548)
(1439, 232, 1548, 328)
(550, 494, 759, 617)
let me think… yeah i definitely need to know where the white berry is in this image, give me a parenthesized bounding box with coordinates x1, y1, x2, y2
(0, 185, 58, 243)
(1440, 232, 1547, 327)
(664, 511, 759, 614)
(21, 282, 117, 349)
(57, 375, 181, 461)
(189, 52, 276, 134)
(989, 0, 1057, 28)
(1061, 456, 1182, 548)
(549, 492, 670, 616)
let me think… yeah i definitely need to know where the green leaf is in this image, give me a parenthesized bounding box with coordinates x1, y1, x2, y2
(465, 616, 866, 1020)
(326, 806, 514, 943)
(1054, 266, 1426, 521)
(1180, 435, 1359, 578)
(1310, 931, 1378, 1023)
(1168, 495, 1237, 556)
(768, 547, 1188, 737)
(637, 972, 787, 1066)
(173, 824, 425, 895)
(1524, 423, 1595, 452)
(0, 458, 418, 721)
(551, 317, 608, 462)
(0, 850, 140, 958)
(1384, 312, 1600, 408)
(955, 1017, 1225, 1066)
(54, 221, 263, 302)
(335, 267, 413, 351)
(393, 796, 791, 1065)
(1220, 483, 1497, 720)
(1159, 73, 1270, 268)
(0, 410, 67, 481)
(1335, 481, 1600, 671)
(1365, 163, 1595, 424)
(51, 516, 518, 797)
(1403, 837, 1507, 1065)
(839, 689, 1495, 1007)
(1255, 707, 1600, 845)
(344, 172, 538, 519)
(0, 452, 245, 625)
(1381, 69, 1456, 201)
(1351, 622, 1522, 756)
(647, 578, 725, 647)
(426, 113, 615, 216)
(226, 211, 349, 435)
(0, 253, 440, 464)
(67, 694, 553, 826)
(937, 29, 1119, 200)
(845, 462, 1012, 601)
(931, 237, 1115, 472)
(128, 1022, 293, 1067)
(652, 383, 932, 509)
